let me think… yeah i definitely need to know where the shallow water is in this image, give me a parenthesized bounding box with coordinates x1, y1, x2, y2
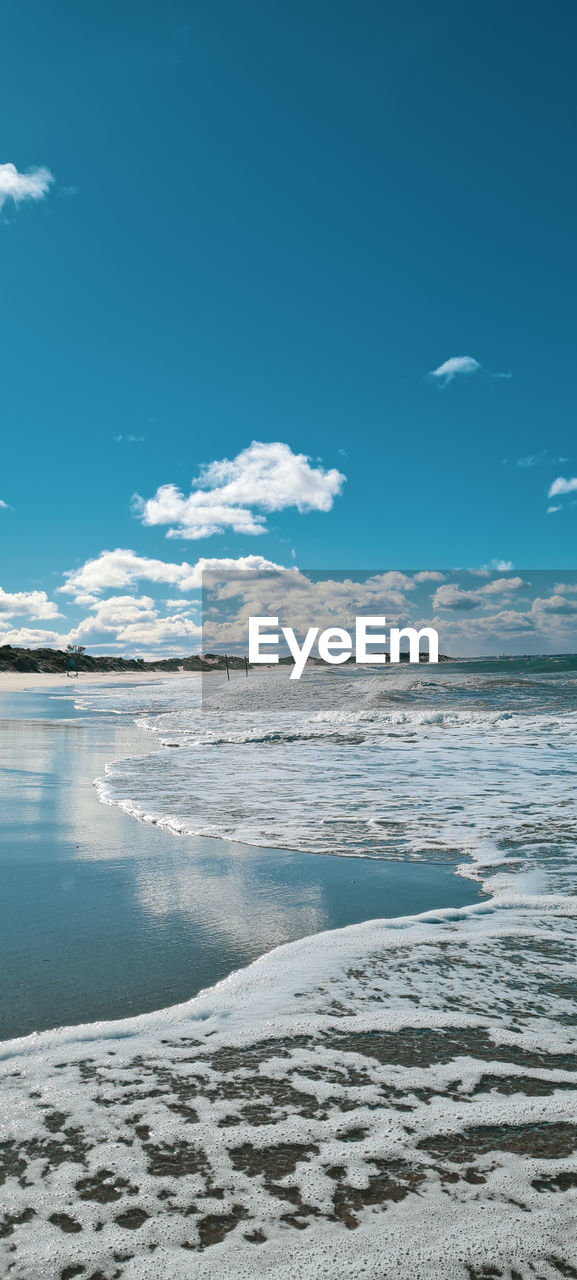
(0, 684, 477, 1039)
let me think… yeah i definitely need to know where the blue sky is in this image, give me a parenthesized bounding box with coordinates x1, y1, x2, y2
(1, 1, 577, 655)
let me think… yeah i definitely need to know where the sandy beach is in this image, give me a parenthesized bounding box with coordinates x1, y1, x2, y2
(0, 669, 199, 691)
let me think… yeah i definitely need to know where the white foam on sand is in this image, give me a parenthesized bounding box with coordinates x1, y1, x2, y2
(1, 892, 577, 1278)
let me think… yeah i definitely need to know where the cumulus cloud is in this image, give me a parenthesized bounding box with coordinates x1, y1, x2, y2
(0, 626, 68, 648)
(531, 594, 577, 618)
(437, 609, 535, 640)
(427, 356, 510, 388)
(79, 595, 158, 631)
(427, 580, 577, 653)
(133, 441, 346, 540)
(68, 594, 202, 648)
(0, 587, 61, 620)
(111, 616, 201, 646)
(60, 550, 286, 603)
(135, 490, 267, 539)
(0, 595, 202, 657)
(201, 570, 416, 649)
(477, 576, 526, 596)
(7, 565, 577, 661)
(432, 584, 483, 611)
(548, 476, 577, 498)
(59, 550, 185, 600)
(432, 578, 525, 612)
(0, 162, 54, 214)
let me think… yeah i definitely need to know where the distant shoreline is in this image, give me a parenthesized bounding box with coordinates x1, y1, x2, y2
(0, 669, 197, 691)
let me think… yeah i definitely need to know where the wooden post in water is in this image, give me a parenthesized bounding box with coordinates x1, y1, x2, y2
(244, 655, 249, 677)
(224, 653, 230, 681)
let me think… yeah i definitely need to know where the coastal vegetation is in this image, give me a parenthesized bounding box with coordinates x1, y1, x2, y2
(0, 645, 240, 674)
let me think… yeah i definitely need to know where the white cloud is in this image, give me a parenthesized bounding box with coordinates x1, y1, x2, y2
(0, 162, 54, 214)
(0, 597, 201, 657)
(90, 594, 155, 617)
(513, 451, 567, 468)
(0, 499, 13, 510)
(0, 587, 61, 620)
(547, 505, 562, 515)
(437, 609, 535, 640)
(548, 476, 577, 498)
(413, 571, 445, 583)
(425, 586, 577, 654)
(531, 594, 577, 618)
(60, 550, 186, 599)
(428, 356, 481, 385)
(112, 616, 201, 645)
(432, 584, 483, 611)
(477, 576, 526, 596)
(0, 626, 68, 647)
(432, 578, 525, 612)
(201, 570, 416, 649)
(60, 549, 287, 602)
(114, 435, 144, 443)
(135, 490, 268, 538)
(484, 559, 514, 571)
(80, 595, 158, 631)
(67, 595, 202, 649)
(134, 441, 346, 539)
(427, 355, 510, 387)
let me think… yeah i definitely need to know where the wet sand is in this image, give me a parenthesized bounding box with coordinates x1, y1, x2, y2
(0, 688, 479, 1041)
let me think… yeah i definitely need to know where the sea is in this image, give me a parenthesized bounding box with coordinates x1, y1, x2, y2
(0, 656, 576, 1279)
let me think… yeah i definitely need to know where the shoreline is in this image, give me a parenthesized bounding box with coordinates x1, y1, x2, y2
(0, 669, 200, 691)
(0, 672, 575, 1276)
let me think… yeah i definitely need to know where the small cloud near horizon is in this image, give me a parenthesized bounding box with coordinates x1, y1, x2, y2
(428, 355, 511, 388)
(114, 435, 145, 443)
(502, 450, 568, 468)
